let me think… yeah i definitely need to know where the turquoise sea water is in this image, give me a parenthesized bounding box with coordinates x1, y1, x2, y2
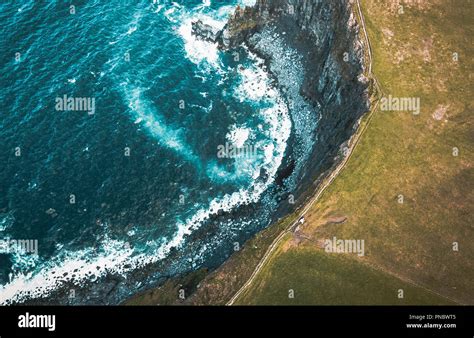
(0, 0, 316, 304)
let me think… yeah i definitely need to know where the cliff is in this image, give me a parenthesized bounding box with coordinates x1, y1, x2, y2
(193, 0, 369, 203)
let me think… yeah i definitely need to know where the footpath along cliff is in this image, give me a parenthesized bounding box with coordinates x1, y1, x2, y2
(193, 0, 370, 203)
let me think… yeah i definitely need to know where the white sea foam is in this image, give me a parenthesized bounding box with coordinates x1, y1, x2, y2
(0, 94, 290, 306)
(0, 212, 14, 232)
(0, 236, 136, 304)
(226, 125, 251, 148)
(126, 86, 200, 165)
(172, 1, 236, 68)
(200, 0, 212, 8)
(0, 0, 292, 305)
(177, 16, 222, 66)
(126, 26, 137, 35)
(108, 10, 143, 44)
(235, 63, 277, 101)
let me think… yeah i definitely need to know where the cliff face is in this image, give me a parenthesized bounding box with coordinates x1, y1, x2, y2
(194, 0, 369, 201)
(237, 0, 368, 195)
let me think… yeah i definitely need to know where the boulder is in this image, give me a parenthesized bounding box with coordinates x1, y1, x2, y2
(191, 20, 223, 44)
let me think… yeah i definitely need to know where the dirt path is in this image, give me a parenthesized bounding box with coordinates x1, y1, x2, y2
(226, 0, 381, 305)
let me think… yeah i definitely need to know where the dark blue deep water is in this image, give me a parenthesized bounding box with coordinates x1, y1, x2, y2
(0, 0, 315, 304)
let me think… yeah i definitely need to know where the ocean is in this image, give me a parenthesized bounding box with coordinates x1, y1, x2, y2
(0, 0, 317, 304)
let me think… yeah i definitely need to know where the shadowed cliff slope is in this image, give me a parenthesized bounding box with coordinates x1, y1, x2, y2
(195, 0, 370, 203)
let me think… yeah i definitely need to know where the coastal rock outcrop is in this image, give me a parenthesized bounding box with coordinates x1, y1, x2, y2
(193, 0, 370, 203)
(191, 20, 223, 44)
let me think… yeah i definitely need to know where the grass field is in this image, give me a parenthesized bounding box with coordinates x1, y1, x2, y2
(125, 0, 473, 306)
(235, 237, 454, 305)
(124, 214, 299, 305)
(233, 0, 473, 305)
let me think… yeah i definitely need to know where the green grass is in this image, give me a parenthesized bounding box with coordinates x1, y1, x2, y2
(235, 0, 473, 305)
(124, 213, 299, 305)
(236, 242, 454, 305)
(126, 1, 473, 306)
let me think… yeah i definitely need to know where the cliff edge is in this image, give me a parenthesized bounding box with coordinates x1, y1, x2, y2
(193, 0, 370, 203)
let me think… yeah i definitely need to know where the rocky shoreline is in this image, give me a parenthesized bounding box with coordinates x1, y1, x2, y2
(193, 0, 369, 210)
(122, 0, 371, 306)
(123, 0, 371, 305)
